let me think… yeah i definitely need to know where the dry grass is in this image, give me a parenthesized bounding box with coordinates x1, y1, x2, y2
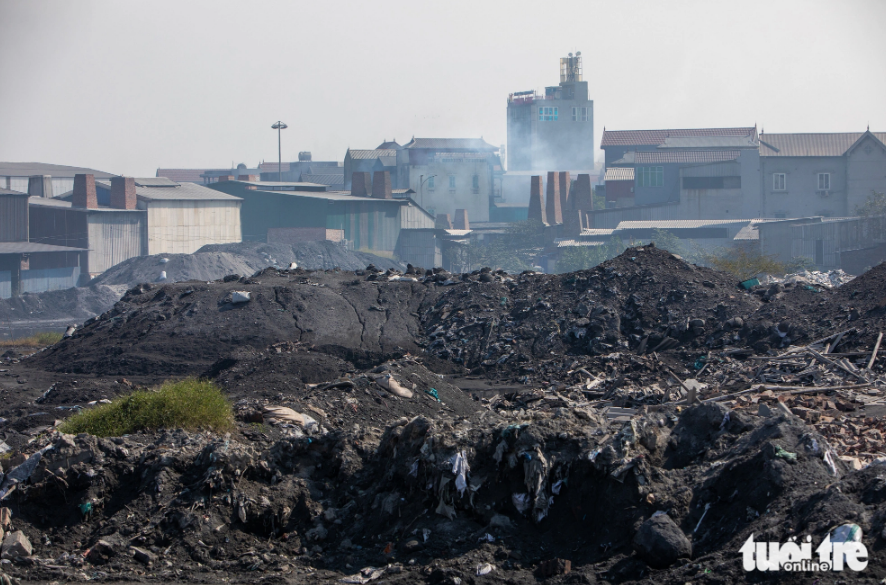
(0, 332, 63, 348)
(60, 378, 234, 437)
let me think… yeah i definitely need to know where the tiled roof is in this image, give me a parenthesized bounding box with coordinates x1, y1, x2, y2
(658, 135, 759, 149)
(614, 151, 741, 165)
(347, 149, 397, 160)
(604, 167, 635, 181)
(0, 162, 115, 178)
(403, 138, 498, 151)
(376, 140, 403, 150)
(436, 152, 491, 160)
(156, 169, 210, 183)
(601, 127, 756, 147)
(135, 178, 179, 187)
(759, 132, 886, 157)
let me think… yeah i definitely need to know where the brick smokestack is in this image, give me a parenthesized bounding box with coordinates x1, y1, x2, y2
(351, 171, 371, 197)
(563, 209, 583, 237)
(572, 174, 594, 210)
(28, 175, 53, 198)
(545, 171, 562, 224)
(110, 176, 137, 210)
(435, 214, 453, 229)
(372, 171, 392, 199)
(72, 174, 97, 209)
(528, 176, 547, 224)
(559, 171, 571, 211)
(454, 209, 469, 230)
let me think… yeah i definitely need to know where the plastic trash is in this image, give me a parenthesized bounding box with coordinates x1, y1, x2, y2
(159, 258, 169, 264)
(63, 325, 76, 339)
(774, 445, 797, 463)
(376, 374, 413, 399)
(740, 278, 760, 289)
(231, 291, 251, 304)
(512, 493, 530, 513)
(158, 271, 167, 281)
(452, 451, 469, 497)
(289, 262, 298, 269)
(831, 523, 862, 544)
(425, 388, 440, 401)
(476, 563, 494, 576)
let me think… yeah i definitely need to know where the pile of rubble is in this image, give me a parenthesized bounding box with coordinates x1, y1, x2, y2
(760, 268, 855, 289)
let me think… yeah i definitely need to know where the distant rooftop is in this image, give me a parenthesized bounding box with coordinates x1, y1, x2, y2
(95, 179, 241, 202)
(156, 168, 215, 183)
(613, 151, 741, 165)
(601, 127, 757, 148)
(604, 167, 635, 181)
(0, 187, 27, 196)
(0, 162, 115, 178)
(0, 242, 88, 253)
(658, 135, 759, 149)
(347, 149, 398, 160)
(403, 138, 498, 151)
(759, 131, 886, 157)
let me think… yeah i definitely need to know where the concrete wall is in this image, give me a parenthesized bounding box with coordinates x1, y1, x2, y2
(143, 200, 242, 255)
(760, 156, 847, 218)
(406, 158, 492, 222)
(267, 227, 344, 245)
(846, 134, 886, 214)
(0, 194, 28, 242)
(507, 85, 594, 171)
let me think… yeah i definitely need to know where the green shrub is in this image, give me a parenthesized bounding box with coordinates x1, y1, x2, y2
(60, 379, 234, 437)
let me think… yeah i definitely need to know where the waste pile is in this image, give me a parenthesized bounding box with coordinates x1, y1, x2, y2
(760, 269, 855, 289)
(0, 248, 884, 583)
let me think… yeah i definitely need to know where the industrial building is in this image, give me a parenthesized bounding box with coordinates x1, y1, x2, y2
(0, 162, 114, 197)
(208, 174, 434, 254)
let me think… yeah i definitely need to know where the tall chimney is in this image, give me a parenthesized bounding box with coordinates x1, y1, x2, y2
(28, 175, 53, 198)
(372, 171, 392, 199)
(435, 213, 453, 229)
(528, 176, 547, 224)
(545, 171, 562, 224)
(351, 171, 371, 197)
(572, 174, 594, 210)
(110, 176, 137, 210)
(563, 209, 583, 237)
(454, 209, 470, 230)
(558, 171, 571, 211)
(72, 174, 97, 209)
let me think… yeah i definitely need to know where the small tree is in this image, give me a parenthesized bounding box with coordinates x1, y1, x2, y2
(651, 228, 685, 256)
(856, 190, 886, 217)
(700, 244, 791, 281)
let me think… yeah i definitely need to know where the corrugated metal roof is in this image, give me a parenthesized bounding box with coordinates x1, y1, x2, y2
(616, 219, 754, 229)
(403, 138, 498, 151)
(96, 179, 241, 202)
(306, 165, 343, 175)
(658, 135, 759, 149)
(0, 187, 27, 196)
(579, 228, 616, 236)
(733, 224, 760, 240)
(444, 229, 471, 236)
(604, 167, 635, 181)
(258, 189, 408, 204)
(0, 242, 87, 253)
(759, 132, 886, 157)
(556, 240, 605, 248)
(347, 149, 397, 160)
(601, 127, 757, 147)
(614, 151, 740, 165)
(0, 162, 115, 178)
(135, 177, 179, 187)
(30, 195, 142, 212)
(156, 169, 211, 183)
(301, 174, 345, 187)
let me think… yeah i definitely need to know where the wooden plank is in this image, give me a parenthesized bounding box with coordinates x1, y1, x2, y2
(868, 332, 883, 371)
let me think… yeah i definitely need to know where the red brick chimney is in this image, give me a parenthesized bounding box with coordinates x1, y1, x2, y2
(352, 171, 371, 197)
(238, 174, 259, 182)
(528, 176, 547, 224)
(572, 174, 594, 210)
(372, 171, 392, 199)
(435, 213, 453, 229)
(545, 171, 562, 224)
(559, 171, 571, 211)
(454, 209, 469, 230)
(110, 176, 137, 210)
(563, 209, 583, 237)
(72, 174, 97, 209)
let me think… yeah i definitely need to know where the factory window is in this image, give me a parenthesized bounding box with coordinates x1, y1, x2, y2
(472, 175, 480, 194)
(449, 176, 456, 191)
(538, 107, 558, 121)
(773, 173, 786, 191)
(636, 166, 664, 187)
(818, 173, 830, 190)
(427, 176, 435, 191)
(572, 107, 589, 121)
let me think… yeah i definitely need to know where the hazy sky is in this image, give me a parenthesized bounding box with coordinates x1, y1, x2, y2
(1, 0, 884, 176)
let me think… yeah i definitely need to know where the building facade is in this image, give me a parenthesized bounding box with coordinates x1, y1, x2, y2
(506, 53, 594, 172)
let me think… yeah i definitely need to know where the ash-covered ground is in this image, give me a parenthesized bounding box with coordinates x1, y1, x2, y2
(1, 244, 885, 584)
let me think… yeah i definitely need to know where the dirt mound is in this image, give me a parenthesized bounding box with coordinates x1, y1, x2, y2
(89, 241, 403, 289)
(0, 284, 127, 324)
(31, 268, 437, 376)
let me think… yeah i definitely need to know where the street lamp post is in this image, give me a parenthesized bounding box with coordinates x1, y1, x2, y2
(271, 121, 288, 182)
(419, 174, 437, 210)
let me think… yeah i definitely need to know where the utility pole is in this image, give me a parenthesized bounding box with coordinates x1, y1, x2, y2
(271, 121, 288, 182)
